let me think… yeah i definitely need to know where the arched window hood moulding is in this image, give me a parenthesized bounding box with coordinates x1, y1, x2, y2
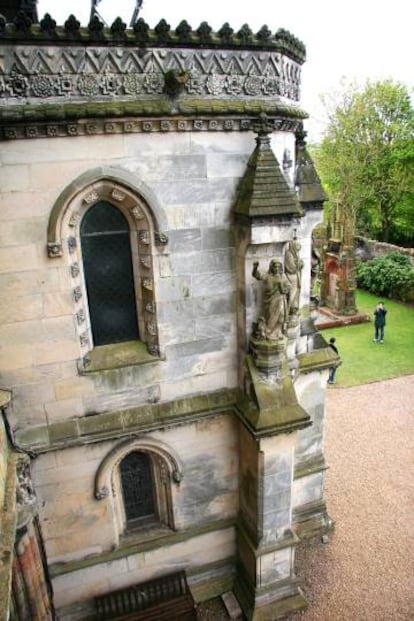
(94, 437, 183, 501)
(46, 166, 169, 258)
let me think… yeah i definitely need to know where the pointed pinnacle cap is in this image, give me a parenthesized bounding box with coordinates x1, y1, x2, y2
(294, 128, 327, 205)
(233, 113, 303, 219)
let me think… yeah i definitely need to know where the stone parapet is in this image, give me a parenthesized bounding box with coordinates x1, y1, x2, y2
(0, 21, 307, 140)
(0, 18, 306, 60)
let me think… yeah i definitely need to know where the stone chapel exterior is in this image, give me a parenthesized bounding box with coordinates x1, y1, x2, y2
(0, 4, 337, 620)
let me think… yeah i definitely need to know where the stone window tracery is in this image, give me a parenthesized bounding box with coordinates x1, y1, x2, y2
(46, 168, 169, 370)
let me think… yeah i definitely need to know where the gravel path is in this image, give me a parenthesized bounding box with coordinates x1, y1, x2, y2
(291, 374, 414, 621)
(198, 375, 414, 620)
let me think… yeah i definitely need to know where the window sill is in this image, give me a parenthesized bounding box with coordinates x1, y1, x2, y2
(79, 340, 159, 374)
(120, 523, 173, 548)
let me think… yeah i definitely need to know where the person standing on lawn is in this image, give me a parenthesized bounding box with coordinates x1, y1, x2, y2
(373, 302, 387, 343)
(327, 337, 339, 384)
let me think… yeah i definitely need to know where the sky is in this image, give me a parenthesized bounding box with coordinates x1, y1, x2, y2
(36, 0, 413, 142)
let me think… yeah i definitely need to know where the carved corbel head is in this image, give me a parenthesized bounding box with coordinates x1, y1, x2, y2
(163, 70, 190, 97)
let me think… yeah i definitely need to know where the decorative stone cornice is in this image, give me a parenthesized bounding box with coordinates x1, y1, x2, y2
(0, 24, 307, 139)
(0, 44, 302, 103)
(0, 18, 306, 62)
(1, 111, 305, 142)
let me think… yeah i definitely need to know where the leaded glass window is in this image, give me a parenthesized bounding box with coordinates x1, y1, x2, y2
(80, 201, 139, 346)
(120, 452, 156, 524)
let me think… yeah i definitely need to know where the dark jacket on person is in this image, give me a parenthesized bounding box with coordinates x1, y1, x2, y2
(374, 306, 387, 327)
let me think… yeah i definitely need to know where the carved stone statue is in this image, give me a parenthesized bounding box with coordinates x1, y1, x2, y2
(252, 259, 290, 340)
(284, 240, 304, 316)
(16, 456, 38, 528)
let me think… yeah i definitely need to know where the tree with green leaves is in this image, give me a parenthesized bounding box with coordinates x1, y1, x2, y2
(313, 80, 414, 245)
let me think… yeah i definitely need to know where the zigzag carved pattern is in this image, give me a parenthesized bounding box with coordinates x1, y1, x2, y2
(0, 45, 301, 102)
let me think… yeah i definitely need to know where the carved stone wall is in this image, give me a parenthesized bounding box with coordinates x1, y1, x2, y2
(0, 46, 302, 103)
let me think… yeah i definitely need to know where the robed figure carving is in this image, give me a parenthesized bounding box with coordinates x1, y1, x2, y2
(284, 240, 304, 316)
(252, 259, 290, 340)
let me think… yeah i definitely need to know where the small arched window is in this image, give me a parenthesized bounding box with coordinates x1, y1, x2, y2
(80, 201, 139, 346)
(120, 451, 156, 527)
(94, 438, 182, 541)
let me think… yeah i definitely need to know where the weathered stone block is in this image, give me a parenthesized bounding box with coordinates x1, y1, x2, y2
(0, 218, 45, 246)
(0, 164, 30, 192)
(168, 228, 202, 252)
(171, 248, 233, 275)
(152, 178, 236, 206)
(33, 341, 79, 365)
(0, 268, 60, 297)
(206, 152, 249, 179)
(156, 276, 192, 303)
(78, 412, 123, 438)
(14, 426, 49, 450)
(43, 292, 74, 317)
(136, 154, 207, 182)
(0, 312, 43, 345)
(54, 378, 94, 401)
(0, 245, 39, 273)
(166, 336, 225, 359)
(48, 421, 78, 444)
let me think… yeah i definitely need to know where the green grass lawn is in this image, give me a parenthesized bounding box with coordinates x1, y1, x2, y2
(321, 290, 414, 387)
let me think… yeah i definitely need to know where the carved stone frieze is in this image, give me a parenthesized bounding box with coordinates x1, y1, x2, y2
(1, 116, 302, 141)
(0, 46, 301, 104)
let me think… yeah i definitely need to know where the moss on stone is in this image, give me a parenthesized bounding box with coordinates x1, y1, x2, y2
(0, 452, 18, 621)
(48, 421, 78, 445)
(82, 341, 157, 374)
(298, 347, 338, 374)
(0, 99, 307, 124)
(49, 518, 235, 577)
(15, 388, 239, 452)
(236, 357, 311, 436)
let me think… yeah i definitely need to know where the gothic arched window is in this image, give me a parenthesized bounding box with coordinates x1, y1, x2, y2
(46, 171, 168, 371)
(80, 201, 139, 346)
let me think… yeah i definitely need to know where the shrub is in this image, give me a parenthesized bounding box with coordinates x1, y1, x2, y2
(356, 252, 414, 302)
